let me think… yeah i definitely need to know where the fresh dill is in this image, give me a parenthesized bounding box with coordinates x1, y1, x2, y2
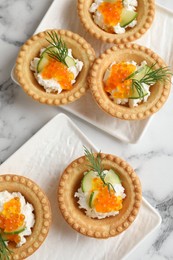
(129, 80, 148, 99)
(0, 233, 13, 260)
(45, 31, 68, 66)
(126, 63, 172, 99)
(83, 146, 115, 192)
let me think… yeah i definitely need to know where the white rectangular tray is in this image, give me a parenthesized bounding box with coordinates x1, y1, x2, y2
(11, 1, 173, 143)
(0, 113, 161, 260)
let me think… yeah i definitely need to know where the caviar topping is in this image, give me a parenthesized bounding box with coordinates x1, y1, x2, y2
(104, 62, 136, 99)
(81, 147, 125, 215)
(41, 59, 74, 90)
(91, 178, 123, 213)
(0, 197, 25, 244)
(98, 1, 123, 29)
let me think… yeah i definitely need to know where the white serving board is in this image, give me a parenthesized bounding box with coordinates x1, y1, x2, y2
(0, 113, 161, 260)
(11, 1, 173, 143)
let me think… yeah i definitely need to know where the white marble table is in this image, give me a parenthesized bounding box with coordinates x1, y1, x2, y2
(0, 0, 173, 259)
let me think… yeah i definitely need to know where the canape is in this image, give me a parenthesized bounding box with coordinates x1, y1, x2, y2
(88, 43, 172, 120)
(58, 147, 142, 238)
(0, 174, 51, 259)
(77, 0, 155, 43)
(15, 29, 95, 105)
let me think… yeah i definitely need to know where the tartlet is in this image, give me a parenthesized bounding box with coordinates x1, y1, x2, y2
(77, 0, 155, 44)
(88, 43, 172, 120)
(58, 152, 142, 238)
(0, 174, 51, 260)
(15, 29, 95, 105)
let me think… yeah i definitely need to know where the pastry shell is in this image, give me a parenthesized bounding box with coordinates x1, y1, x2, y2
(88, 43, 172, 120)
(77, 0, 155, 44)
(15, 29, 95, 106)
(0, 174, 52, 260)
(58, 153, 142, 239)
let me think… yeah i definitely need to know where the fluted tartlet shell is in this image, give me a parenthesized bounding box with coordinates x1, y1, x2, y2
(88, 43, 172, 120)
(58, 153, 142, 238)
(15, 29, 95, 105)
(77, 0, 155, 43)
(0, 174, 52, 260)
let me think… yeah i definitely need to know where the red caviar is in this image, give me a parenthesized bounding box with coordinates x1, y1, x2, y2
(91, 178, 123, 213)
(104, 62, 136, 99)
(0, 197, 25, 244)
(98, 1, 123, 29)
(41, 59, 74, 90)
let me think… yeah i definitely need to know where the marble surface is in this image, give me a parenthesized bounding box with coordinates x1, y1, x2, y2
(0, 0, 173, 259)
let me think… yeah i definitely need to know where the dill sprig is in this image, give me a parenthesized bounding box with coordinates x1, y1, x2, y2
(0, 233, 13, 260)
(129, 80, 148, 100)
(126, 63, 172, 99)
(45, 31, 68, 66)
(83, 146, 115, 192)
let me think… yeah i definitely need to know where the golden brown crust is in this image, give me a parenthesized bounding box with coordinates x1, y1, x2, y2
(88, 43, 172, 120)
(0, 174, 52, 259)
(15, 29, 95, 105)
(57, 153, 142, 238)
(77, 0, 155, 43)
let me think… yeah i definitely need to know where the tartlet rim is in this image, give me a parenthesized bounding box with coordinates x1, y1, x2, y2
(0, 174, 52, 260)
(58, 153, 142, 239)
(88, 43, 172, 120)
(77, 0, 155, 43)
(15, 29, 96, 106)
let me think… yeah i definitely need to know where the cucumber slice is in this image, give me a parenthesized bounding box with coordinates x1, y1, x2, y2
(129, 87, 148, 99)
(129, 65, 151, 99)
(120, 9, 137, 27)
(0, 226, 26, 241)
(37, 46, 56, 73)
(37, 55, 49, 73)
(89, 191, 98, 208)
(37, 45, 76, 72)
(4, 226, 26, 235)
(81, 171, 97, 192)
(104, 169, 121, 185)
(65, 56, 76, 67)
(133, 65, 151, 81)
(81, 169, 121, 193)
